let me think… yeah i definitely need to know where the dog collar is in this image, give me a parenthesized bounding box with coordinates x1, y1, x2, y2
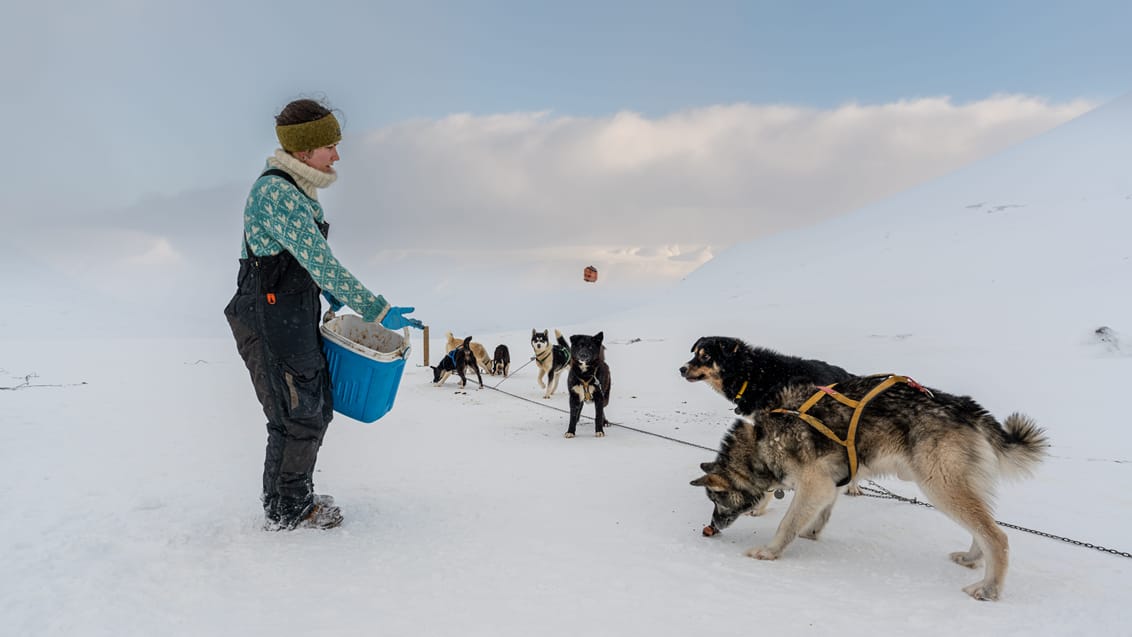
(734, 380, 749, 403)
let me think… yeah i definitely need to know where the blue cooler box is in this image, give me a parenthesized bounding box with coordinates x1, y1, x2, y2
(321, 315, 411, 423)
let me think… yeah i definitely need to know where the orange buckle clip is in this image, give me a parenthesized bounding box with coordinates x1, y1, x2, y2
(266, 293, 277, 305)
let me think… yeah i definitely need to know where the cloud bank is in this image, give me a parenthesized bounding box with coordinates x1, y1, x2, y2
(335, 94, 1093, 253)
(7, 95, 1097, 335)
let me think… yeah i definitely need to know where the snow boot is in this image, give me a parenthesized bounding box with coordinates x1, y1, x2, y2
(294, 502, 344, 530)
(264, 496, 343, 531)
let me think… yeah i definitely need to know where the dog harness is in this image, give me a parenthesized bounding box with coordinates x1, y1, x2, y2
(575, 375, 603, 402)
(535, 345, 571, 365)
(770, 374, 934, 485)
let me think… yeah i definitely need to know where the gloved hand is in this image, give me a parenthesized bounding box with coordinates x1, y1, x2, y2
(321, 290, 344, 312)
(380, 306, 424, 330)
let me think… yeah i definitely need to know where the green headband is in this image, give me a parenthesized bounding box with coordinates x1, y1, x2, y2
(275, 113, 342, 152)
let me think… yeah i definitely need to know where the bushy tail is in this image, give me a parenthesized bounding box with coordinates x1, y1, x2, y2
(997, 413, 1049, 479)
(554, 329, 570, 350)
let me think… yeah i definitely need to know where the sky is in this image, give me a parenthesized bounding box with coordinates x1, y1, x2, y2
(4, 0, 1130, 216)
(1, 3, 1129, 332)
(2, 90, 1129, 636)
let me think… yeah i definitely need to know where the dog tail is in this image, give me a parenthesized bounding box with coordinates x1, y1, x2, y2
(995, 413, 1050, 479)
(554, 329, 569, 349)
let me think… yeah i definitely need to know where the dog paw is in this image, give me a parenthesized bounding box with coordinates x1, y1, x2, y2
(564, 432, 575, 439)
(844, 484, 862, 496)
(962, 582, 999, 601)
(949, 551, 982, 569)
(745, 546, 780, 561)
(595, 431, 605, 438)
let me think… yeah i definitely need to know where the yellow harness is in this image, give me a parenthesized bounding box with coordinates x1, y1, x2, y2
(576, 374, 607, 402)
(770, 374, 933, 483)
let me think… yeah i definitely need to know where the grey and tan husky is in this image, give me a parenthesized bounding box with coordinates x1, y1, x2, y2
(691, 375, 1048, 601)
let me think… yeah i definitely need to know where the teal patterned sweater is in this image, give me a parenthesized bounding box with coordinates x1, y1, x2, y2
(240, 167, 389, 322)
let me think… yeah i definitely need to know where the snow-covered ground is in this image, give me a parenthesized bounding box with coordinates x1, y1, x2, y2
(3, 93, 1130, 635)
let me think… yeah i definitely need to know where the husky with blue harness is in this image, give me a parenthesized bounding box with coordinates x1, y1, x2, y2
(431, 336, 483, 389)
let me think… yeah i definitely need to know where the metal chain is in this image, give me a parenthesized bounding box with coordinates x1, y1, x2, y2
(477, 381, 1132, 560)
(857, 481, 1132, 559)
(481, 383, 716, 451)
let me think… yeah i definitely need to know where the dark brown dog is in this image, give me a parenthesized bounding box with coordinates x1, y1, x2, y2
(491, 344, 510, 376)
(563, 331, 611, 438)
(679, 336, 853, 415)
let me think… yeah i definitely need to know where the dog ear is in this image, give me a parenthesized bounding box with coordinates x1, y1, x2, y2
(691, 338, 703, 353)
(463, 336, 472, 346)
(690, 474, 728, 491)
(593, 331, 603, 344)
(700, 461, 718, 473)
(531, 328, 536, 337)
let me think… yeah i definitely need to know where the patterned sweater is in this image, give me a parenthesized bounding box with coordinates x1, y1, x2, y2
(240, 152, 389, 323)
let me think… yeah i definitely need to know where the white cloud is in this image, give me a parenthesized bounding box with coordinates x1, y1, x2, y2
(331, 95, 1095, 265)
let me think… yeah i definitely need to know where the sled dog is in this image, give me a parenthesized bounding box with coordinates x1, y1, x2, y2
(446, 332, 492, 373)
(431, 336, 483, 389)
(530, 329, 571, 398)
(679, 336, 854, 415)
(690, 375, 1049, 601)
(491, 344, 511, 376)
(680, 336, 860, 501)
(562, 331, 612, 438)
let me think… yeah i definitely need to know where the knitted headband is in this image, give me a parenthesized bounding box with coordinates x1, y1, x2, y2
(275, 113, 342, 152)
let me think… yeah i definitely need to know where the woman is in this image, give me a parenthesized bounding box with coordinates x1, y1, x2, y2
(224, 98, 422, 531)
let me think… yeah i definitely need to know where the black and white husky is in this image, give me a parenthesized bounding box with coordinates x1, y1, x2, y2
(530, 329, 571, 399)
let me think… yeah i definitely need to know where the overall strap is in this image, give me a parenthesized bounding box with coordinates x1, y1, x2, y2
(261, 168, 306, 197)
(241, 168, 327, 298)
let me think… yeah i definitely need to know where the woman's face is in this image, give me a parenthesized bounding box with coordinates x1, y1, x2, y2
(297, 144, 339, 173)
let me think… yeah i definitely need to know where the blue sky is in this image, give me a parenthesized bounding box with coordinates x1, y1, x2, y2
(4, 0, 1129, 217)
(2, 0, 1129, 334)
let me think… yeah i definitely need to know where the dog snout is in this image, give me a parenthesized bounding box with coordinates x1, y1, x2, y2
(679, 365, 688, 376)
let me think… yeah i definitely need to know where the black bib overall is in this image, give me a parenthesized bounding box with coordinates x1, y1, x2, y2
(223, 170, 333, 525)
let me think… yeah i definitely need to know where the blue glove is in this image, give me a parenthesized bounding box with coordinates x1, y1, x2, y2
(322, 291, 344, 312)
(380, 306, 424, 330)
